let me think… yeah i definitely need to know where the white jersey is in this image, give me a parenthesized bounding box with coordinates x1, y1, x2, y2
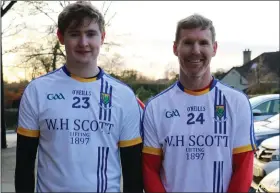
(142, 79, 257, 192)
(17, 65, 142, 192)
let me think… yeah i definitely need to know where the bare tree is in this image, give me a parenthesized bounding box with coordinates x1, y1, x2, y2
(2, 1, 26, 39)
(1, 0, 18, 149)
(7, 1, 120, 79)
(212, 68, 226, 80)
(163, 63, 178, 80)
(99, 53, 124, 74)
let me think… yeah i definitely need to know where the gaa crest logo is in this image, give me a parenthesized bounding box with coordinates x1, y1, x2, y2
(101, 93, 110, 105)
(213, 105, 227, 122)
(215, 105, 225, 119)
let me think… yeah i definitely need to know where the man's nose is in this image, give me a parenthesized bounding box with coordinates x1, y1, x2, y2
(191, 43, 200, 54)
(78, 35, 88, 47)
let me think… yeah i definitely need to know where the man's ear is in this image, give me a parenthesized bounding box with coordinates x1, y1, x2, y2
(212, 41, 218, 57)
(101, 31, 106, 44)
(173, 41, 178, 56)
(57, 29, 64, 45)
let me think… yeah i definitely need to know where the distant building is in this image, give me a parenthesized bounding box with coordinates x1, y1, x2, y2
(220, 50, 280, 92)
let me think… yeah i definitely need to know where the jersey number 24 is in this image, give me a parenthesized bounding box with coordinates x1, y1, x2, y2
(187, 113, 205, 125)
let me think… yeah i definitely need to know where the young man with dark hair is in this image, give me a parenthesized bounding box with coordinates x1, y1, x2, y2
(142, 14, 257, 192)
(15, 2, 143, 192)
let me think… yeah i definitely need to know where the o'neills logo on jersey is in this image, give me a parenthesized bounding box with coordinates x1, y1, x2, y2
(47, 93, 65, 100)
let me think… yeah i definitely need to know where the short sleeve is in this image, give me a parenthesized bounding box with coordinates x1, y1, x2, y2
(118, 96, 142, 148)
(17, 82, 40, 138)
(142, 103, 162, 156)
(233, 95, 257, 154)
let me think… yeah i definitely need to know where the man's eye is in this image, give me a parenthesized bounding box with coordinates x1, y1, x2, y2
(70, 33, 79, 37)
(200, 41, 209, 45)
(87, 33, 97, 37)
(184, 41, 192, 45)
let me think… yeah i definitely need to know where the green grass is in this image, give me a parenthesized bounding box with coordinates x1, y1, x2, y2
(7, 126, 17, 131)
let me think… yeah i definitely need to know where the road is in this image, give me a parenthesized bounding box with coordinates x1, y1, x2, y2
(1, 132, 17, 192)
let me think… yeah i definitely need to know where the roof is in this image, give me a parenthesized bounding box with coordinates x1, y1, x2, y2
(220, 51, 280, 80)
(236, 51, 280, 78)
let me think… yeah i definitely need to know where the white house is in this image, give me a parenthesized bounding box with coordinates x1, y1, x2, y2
(220, 50, 279, 92)
(220, 68, 248, 90)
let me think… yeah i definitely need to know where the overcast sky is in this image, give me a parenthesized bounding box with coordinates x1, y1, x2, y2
(2, 1, 279, 82)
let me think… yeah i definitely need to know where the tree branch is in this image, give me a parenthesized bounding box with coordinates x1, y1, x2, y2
(2, 0, 6, 8)
(25, 53, 65, 58)
(103, 41, 121, 47)
(1, 17, 16, 34)
(33, 4, 57, 25)
(105, 12, 116, 27)
(2, 23, 26, 38)
(58, 47, 66, 59)
(1, 1, 17, 17)
(103, 1, 112, 18)
(59, 1, 64, 8)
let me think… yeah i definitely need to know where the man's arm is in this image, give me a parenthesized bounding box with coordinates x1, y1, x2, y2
(119, 96, 144, 192)
(142, 153, 165, 192)
(142, 102, 165, 193)
(228, 95, 257, 192)
(15, 134, 39, 192)
(14, 83, 40, 193)
(120, 143, 143, 193)
(227, 151, 254, 192)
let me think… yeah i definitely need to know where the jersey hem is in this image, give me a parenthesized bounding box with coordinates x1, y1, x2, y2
(233, 144, 256, 154)
(143, 146, 162, 156)
(17, 127, 40, 138)
(118, 137, 142, 147)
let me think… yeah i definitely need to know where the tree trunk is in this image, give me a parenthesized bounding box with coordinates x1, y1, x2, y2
(52, 41, 59, 71)
(1, 41, 7, 149)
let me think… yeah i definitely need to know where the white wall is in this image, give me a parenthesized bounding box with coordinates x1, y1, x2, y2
(220, 69, 249, 91)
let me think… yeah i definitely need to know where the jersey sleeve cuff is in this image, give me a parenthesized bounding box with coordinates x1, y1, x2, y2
(233, 144, 257, 154)
(143, 146, 162, 156)
(118, 137, 142, 147)
(17, 127, 40, 138)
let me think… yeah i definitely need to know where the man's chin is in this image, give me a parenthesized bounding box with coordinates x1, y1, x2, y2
(182, 69, 202, 78)
(188, 73, 203, 78)
(75, 59, 91, 65)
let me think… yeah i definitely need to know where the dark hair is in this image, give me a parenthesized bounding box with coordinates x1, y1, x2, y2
(175, 14, 216, 43)
(58, 1, 105, 35)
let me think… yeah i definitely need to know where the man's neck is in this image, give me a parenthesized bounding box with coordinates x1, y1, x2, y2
(179, 71, 212, 91)
(65, 61, 100, 78)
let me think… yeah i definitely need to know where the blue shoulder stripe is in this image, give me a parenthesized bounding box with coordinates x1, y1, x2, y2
(218, 81, 257, 151)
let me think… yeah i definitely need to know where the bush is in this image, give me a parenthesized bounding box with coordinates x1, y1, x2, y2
(4, 109, 18, 129)
(136, 86, 154, 103)
(271, 88, 280, 94)
(246, 83, 279, 95)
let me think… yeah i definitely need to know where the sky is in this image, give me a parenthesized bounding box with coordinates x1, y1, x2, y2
(2, 1, 279, 82)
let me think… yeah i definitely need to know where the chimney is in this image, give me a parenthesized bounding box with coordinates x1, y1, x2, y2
(243, 49, 251, 64)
